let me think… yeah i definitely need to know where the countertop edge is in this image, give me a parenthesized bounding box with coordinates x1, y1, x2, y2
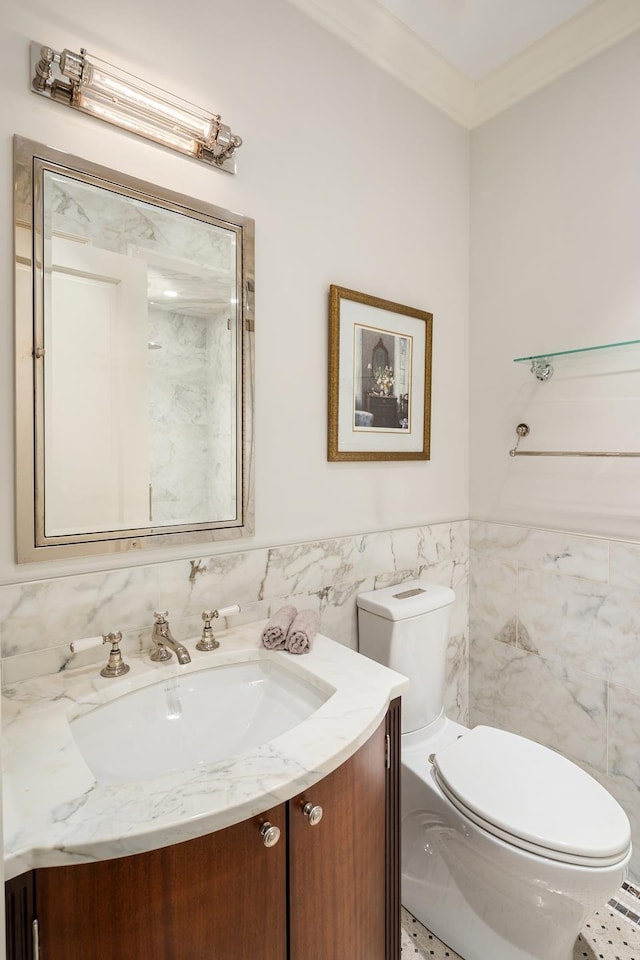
(3, 626, 408, 879)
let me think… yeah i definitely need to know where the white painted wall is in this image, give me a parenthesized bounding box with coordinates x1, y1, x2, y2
(470, 31, 640, 539)
(0, 0, 470, 585)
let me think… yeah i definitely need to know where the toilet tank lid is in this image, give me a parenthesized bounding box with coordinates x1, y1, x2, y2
(357, 580, 455, 620)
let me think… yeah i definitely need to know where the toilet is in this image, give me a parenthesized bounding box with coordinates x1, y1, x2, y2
(357, 580, 632, 960)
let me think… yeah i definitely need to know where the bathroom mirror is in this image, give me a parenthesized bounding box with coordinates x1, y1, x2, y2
(14, 136, 254, 562)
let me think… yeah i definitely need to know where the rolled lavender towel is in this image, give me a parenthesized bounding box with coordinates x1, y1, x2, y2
(286, 609, 319, 655)
(261, 605, 298, 649)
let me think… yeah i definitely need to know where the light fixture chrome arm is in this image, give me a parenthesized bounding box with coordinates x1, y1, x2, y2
(30, 42, 242, 173)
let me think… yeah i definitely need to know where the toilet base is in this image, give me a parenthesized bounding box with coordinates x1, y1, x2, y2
(403, 874, 579, 960)
(401, 720, 630, 960)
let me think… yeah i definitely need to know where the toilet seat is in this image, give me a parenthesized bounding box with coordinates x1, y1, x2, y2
(432, 726, 631, 868)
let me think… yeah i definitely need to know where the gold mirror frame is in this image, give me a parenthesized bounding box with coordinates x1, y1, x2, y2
(14, 136, 255, 562)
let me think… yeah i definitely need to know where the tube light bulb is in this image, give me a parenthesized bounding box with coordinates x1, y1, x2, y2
(84, 66, 217, 144)
(77, 88, 200, 155)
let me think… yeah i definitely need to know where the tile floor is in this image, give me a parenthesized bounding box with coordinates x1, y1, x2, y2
(400, 895, 640, 960)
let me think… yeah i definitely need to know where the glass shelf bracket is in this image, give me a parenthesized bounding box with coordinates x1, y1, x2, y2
(513, 338, 640, 381)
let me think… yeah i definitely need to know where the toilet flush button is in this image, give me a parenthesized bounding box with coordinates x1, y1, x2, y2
(393, 587, 427, 599)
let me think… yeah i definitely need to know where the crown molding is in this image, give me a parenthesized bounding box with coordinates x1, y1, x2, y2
(285, 0, 475, 127)
(472, 0, 640, 126)
(285, 0, 640, 129)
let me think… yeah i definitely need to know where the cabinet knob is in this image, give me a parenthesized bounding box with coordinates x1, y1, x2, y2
(260, 821, 281, 847)
(302, 801, 323, 826)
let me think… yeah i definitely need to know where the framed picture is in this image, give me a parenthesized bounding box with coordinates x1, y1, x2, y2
(328, 285, 432, 461)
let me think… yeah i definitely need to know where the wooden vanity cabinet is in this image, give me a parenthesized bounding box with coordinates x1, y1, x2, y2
(289, 710, 387, 960)
(35, 803, 288, 960)
(6, 699, 400, 960)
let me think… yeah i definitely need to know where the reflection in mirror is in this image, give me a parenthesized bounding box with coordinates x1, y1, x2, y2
(42, 171, 238, 534)
(14, 137, 254, 562)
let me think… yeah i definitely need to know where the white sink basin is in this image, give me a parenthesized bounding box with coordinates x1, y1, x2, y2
(70, 659, 329, 784)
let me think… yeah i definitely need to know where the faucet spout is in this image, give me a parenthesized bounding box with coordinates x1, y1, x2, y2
(150, 612, 191, 664)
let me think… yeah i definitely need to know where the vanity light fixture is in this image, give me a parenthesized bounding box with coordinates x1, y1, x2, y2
(30, 43, 242, 173)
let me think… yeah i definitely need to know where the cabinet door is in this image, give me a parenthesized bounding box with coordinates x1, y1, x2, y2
(289, 719, 387, 960)
(34, 805, 286, 960)
(5, 872, 35, 960)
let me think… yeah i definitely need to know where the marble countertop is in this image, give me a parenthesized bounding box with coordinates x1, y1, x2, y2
(2, 623, 408, 880)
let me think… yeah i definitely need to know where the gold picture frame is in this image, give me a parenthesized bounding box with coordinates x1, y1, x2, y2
(328, 285, 432, 461)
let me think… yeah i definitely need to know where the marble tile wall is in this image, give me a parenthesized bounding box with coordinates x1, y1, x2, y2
(148, 306, 235, 525)
(470, 520, 640, 881)
(148, 307, 211, 524)
(0, 520, 470, 724)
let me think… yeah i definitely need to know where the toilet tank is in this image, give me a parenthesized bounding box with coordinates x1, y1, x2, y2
(357, 580, 455, 734)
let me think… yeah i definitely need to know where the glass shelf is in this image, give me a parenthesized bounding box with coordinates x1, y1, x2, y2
(514, 338, 640, 381)
(514, 338, 640, 363)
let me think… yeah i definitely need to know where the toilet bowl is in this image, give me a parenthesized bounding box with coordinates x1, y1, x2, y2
(357, 580, 632, 960)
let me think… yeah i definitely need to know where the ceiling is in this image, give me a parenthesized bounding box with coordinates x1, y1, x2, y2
(286, 0, 640, 127)
(375, 0, 596, 80)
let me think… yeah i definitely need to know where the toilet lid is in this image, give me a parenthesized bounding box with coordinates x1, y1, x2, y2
(433, 726, 631, 867)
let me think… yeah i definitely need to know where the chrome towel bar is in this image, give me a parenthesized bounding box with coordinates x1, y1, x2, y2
(509, 423, 640, 458)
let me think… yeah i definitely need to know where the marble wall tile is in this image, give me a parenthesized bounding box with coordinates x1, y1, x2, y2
(469, 556, 518, 644)
(517, 529, 609, 582)
(371, 568, 423, 591)
(364, 528, 422, 578)
(356, 523, 465, 581)
(261, 522, 468, 600)
(609, 640, 640, 695)
(2, 645, 82, 686)
(608, 682, 640, 787)
(156, 549, 270, 620)
(0, 567, 159, 659)
(417, 522, 469, 568)
(518, 569, 640, 689)
(470, 634, 529, 735)
(470, 635, 608, 772)
(609, 541, 640, 591)
(444, 631, 469, 725)
(470, 522, 532, 559)
(262, 538, 361, 597)
(308, 578, 375, 650)
(471, 521, 609, 582)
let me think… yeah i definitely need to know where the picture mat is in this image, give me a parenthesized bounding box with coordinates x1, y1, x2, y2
(338, 299, 426, 453)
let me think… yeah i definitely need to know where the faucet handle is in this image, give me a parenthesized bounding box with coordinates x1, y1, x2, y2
(100, 631, 130, 678)
(154, 611, 169, 623)
(197, 611, 220, 652)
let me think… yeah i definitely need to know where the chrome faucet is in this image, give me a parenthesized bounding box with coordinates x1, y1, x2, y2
(150, 612, 191, 664)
